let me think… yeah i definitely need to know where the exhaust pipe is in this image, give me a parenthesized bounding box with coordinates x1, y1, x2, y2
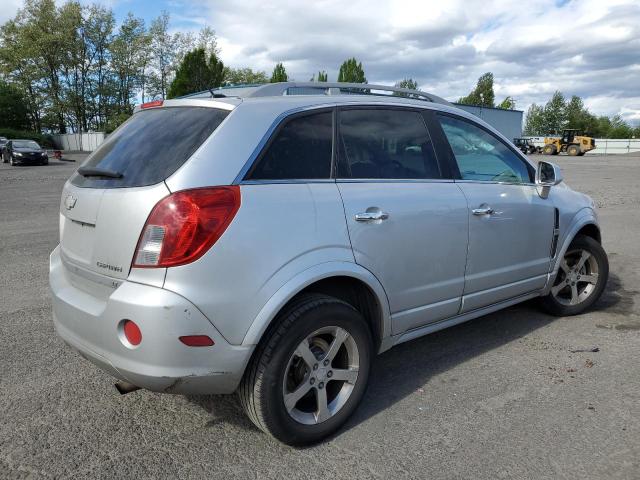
(115, 381, 141, 395)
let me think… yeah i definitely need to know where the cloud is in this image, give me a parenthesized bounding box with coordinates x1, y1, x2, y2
(1, 0, 639, 123)
(197, 0, 640, 122)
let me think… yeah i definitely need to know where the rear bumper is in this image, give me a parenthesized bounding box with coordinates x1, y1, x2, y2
(49, 246, 253, 394)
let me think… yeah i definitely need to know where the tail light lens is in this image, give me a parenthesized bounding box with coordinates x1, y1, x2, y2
(133, 186, 240, 268)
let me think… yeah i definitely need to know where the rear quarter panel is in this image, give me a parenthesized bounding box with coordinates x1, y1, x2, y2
(162, 183, 355, 345)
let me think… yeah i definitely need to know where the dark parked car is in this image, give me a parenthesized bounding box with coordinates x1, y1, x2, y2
(3, 139, 48, 166)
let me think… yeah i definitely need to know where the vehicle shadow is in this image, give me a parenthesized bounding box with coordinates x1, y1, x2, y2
(187, 273, 625, 440)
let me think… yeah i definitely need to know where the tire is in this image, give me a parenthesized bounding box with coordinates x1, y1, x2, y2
(567, 145, 580, 156)
(239, 293, 373, 446)
(9, 155, 15, 166)
(543, 144, 557, 155)
(540, 235, 609, 316)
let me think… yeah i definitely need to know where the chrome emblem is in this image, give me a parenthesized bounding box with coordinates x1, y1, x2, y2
(64, 194, 77, 210)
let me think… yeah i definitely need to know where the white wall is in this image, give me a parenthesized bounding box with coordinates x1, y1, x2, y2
(52, 132, 105, 152)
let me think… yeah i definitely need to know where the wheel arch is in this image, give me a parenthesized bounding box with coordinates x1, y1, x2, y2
(544, 209, 601, 293)
(241, 262, 392, 353)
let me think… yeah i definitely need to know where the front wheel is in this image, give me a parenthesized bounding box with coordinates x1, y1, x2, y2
(541, 235, 609, 316)
(9, 155, 15, 166)
(239, 294, 373, 445)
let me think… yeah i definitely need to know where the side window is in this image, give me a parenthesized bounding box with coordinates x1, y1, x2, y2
(438, 114, 533, 184)
(247, 111, 332, 180)
(337, 109, 441, 179)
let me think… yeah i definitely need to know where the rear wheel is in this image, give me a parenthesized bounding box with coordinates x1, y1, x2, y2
(239, 294, 372, 446)
(541, 235, 608, 316)
(567, 145, 580, 156)
(543, 144, 557, 155)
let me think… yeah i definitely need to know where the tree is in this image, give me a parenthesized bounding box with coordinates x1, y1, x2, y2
(270, 62, 288, 82)
(337, 58, 366, 83)
(458, 72, 494, 107)
(395, 78, 418, 90)
(543, 90, 566, 134)
(0, 81, 30, 129)
(147, 12, 178, 100)
(110, 13, 147, 114)
(497, 96, 515, 110)
(315, 70, 328, 82)
(167, 48, 224, 98)
(523, 103, 545, 135)
(223, 67, 269, 85)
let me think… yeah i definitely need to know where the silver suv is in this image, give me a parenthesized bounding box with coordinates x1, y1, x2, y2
(50, 82, 608, 445)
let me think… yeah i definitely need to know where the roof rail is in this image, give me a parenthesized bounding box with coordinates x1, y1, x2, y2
(245, 82, 452, 106)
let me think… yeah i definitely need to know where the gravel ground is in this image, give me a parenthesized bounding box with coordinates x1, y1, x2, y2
(0, 154, 638, 479)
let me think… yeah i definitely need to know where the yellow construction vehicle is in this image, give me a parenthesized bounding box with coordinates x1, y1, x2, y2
(542, 129, 595, 156)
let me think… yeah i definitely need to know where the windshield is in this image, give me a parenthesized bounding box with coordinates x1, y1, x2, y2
(14, 140, 41, 149)
(72, 106, 229, 188)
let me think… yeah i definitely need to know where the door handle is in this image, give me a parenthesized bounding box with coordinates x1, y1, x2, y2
(472, 206, 495, 216)
(355, 211, 389, 222)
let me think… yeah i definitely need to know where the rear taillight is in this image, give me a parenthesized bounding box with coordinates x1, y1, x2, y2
(133, 186, 240, 268)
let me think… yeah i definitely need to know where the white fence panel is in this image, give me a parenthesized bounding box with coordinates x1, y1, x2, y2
(52, 132, 105, 152)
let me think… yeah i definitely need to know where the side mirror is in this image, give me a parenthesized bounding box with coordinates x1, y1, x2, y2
(536, 161, 563, 186)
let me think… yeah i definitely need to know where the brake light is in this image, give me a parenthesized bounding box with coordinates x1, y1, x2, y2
(141, 100, 163, 109)
(133, 186, 241, 268)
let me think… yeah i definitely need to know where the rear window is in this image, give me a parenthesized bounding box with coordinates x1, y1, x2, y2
(245, 111, 333, 180)
(72, 107, 229, 188)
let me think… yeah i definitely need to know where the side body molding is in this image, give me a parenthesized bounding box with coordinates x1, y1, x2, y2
(241, 261, 393, 353)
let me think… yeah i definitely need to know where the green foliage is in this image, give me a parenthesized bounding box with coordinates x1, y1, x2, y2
(393, 78, 421, 98)
(270, 62, 288, 83)
(0, 81, 30, 129)
(395, 78, 418, 90)
(0, 2, 217, 135)
(0, 128, 55, 148)
(458, 72, 494, 107)
(497, 96, 515, 110)
(523, 91, 637, 138)
(223, 67, 269, 85)
(167, 48, 224, 98)
(523, 104, 545, 136)
(337, 58, 366, 83)
(311, 70, 329, 82)
(543, 91, 566, 134)
(104, 112, 131, 134)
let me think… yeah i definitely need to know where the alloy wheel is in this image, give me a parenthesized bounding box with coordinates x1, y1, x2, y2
(282, 326, 360, 425)
(550, 248, 599, 306)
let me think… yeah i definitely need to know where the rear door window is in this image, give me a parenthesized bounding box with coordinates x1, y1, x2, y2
(246, 110, 333, 180)
(72, 107, 229, 188)
(337, 108, 441, 179)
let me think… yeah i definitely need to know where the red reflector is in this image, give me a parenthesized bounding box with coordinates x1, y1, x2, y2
(179, 335, 215, 347)
(141, 100, 163, 109)
(133, 186, 241, 268)
(123, 320, 142, 346)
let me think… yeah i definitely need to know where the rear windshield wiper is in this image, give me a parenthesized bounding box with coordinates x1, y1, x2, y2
(77, 166, 123, 179)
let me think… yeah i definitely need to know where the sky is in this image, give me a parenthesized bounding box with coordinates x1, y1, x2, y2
(2, 0, 639, 124)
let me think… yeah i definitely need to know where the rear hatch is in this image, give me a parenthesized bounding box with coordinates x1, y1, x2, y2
(59, 104, 231, 285)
